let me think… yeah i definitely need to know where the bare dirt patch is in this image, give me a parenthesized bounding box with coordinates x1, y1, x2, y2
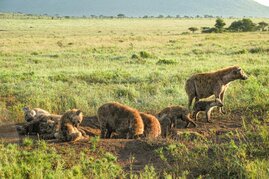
(0, 111, 248, 172)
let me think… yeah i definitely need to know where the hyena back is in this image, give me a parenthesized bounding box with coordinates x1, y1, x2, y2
(97, 102, 144, 139)
(140, 112, 161, 139)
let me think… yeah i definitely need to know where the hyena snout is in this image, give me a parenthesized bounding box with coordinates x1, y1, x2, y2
(241, 73, 248, 80)
(240, 70, 248, 80)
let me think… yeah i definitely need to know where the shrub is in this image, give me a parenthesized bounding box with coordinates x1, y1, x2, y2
(214, 18, 226, 32)
(229, 18, 256, 32)
(139, 51, 152, 58)
(188, 27, 199, 33)
(156, 59, 178, 65)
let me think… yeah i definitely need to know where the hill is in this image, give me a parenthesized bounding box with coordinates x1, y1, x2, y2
(0, 0, 269, 17)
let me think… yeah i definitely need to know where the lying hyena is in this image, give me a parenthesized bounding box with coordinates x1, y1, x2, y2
(140, 112, 161, 139)
(22, 106, 50, 122)
(185, 66, 248, 113)
(57, 109, 88, 142)
(193, 98, 223, 123)
(17, 113, 61, 139)
(17, 107, 51, 135)
(97, 102, 144, 139)
(38, 114, 62, 139)
(157, 106, 197, 137)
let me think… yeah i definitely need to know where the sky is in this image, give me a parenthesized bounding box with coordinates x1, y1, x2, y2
(254, 0, 269, 6)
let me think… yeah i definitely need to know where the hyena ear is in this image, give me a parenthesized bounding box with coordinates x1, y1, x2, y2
(22, 106, 30, 112)
(76, 110, 82, 116)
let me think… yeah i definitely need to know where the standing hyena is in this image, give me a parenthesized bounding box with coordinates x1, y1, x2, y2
(157, 106, 197, 137)
(185, 66, 248, 113)
(97, 102, 144, 139)
(193, 98, 223, 123)
(57, 109, 88, 142)
(140, 112, 161, 139)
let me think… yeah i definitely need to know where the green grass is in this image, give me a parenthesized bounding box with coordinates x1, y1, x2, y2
(0, 14, 268, 121)
(0, 14, 269, 178)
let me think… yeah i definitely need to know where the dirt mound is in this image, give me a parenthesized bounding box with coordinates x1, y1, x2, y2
(0, 111, 246, 172)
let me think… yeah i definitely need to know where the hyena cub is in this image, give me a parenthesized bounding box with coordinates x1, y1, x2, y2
(22, 107, 50, 122)
(97, 102, 144, 139)
(17, 107, 51, 135)
(17, 113, 61, 139)
(157, 106, 197, 137)
(57, 109, 88, 142)
(193, 98, 223, 123)
(140, 112, 161, 139)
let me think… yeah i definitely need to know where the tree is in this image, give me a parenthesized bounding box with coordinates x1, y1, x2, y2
(228, 18, 256, 32)
(188, 27, 199, 33)
(258, 21, 268, 31)
(214, 18, 226, 32)
(117, 14, 125, 18)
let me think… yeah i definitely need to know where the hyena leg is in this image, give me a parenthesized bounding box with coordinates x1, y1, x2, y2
(219, 89, 226, 114)
(192, 111, 199, 121)
(65, 124, 83, 141)
(100, 122, 107, 138)
(214, 87, 223, 113)
(184, 115, 197, 128)
(78, 128, 89, 137)
(105, 128, 112, 138)
(188, 96, 195, 110)
(70, 132, 83, 141)
(206, 109, 213, 123)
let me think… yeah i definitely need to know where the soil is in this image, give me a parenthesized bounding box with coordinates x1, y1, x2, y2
(0, 110, 262, 172)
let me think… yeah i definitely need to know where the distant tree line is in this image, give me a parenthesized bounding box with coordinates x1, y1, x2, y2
(1, 12, 244, 19)
(188, 18, 269, 34)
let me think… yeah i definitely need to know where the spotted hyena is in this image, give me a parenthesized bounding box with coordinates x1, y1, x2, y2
(140, 112, 161, 139)
(17, 107, 51, 135)
(185, 66, 248, 113)
(38, 114, 62, 139)
(97, 102, 144, 139)
(57, 109, 88, 142)
(22, 107, 50, 122)
(193, 98, 223, 123)
(17, 113, 61, 139)
(157, 106, 197, 134)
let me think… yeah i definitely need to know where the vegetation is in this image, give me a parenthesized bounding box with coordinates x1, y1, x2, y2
(199, 18, 268, 33)
(188, 27, 199, 33)
(258, 21, 269, 31)
(0, 15, 267, 122)
(0, 14, 269, 178)
(228, 18, 257, 32)
(215, 18, 226, 32)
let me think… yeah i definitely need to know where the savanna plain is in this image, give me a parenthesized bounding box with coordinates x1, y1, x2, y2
(0, 14, 269, 178)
